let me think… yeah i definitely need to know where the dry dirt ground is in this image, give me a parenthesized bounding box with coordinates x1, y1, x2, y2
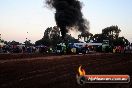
(0, 53, 132, 88)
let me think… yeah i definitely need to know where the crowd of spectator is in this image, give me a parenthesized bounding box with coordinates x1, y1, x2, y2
(0, 45, 52, 54)
(0, 44, 132, 54)
(113, 45, 132, 53)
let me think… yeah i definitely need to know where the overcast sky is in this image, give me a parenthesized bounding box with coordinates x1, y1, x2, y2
(0, 0, 132, 43)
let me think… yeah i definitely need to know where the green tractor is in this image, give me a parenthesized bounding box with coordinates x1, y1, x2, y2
(56, 43, 67, 54)
(102, 40, 111, 52)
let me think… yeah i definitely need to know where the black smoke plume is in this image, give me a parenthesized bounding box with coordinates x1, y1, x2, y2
(45, 0, 89, 39)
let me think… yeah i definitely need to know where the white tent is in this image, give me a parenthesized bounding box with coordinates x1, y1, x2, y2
(0, 43, 6, 47)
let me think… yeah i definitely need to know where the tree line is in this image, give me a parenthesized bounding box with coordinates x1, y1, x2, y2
(35, 25, 130, 47)
(0, 25, 130, 47)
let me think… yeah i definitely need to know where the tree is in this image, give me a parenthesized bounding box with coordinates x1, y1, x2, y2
(50, 26, 61, 47)
(78, 31, 93, 42)
(91, 25, 126, 46)
(10, 41, 20, 45)
(24, 40, 32, 46)
(102, 25, 121, 38)
(102, 25, 121, 45)
(0, 39, 4, 43)
(4, 41, 8, 45)
(92, 34, 103, 43)
(35, 26, 80, 47)
(35, 26, 61, 47)
(113, 37, 129, 46)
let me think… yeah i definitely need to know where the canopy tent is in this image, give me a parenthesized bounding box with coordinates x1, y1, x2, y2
(0, 43, 6, 47)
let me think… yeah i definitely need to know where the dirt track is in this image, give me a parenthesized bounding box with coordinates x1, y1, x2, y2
(0, 53, 132, 88)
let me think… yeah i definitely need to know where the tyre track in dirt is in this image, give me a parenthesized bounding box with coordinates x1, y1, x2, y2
(0, 54, 122, 84)
(0, 55, 129, 85)
(0, 54, 132, 88)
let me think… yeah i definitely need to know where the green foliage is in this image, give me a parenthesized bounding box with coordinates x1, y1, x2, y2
(0, 39, 4, 43)
(90, 25, 123, 45)
(35, 25, 129, 47)
(80, 25, 129, 46)
(113, 37, 129, 46)
(78, 31, 93, 42)
(24, 40, 32, 46)
(102, 25, 121, 40)
(35, 26, 78, 47)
